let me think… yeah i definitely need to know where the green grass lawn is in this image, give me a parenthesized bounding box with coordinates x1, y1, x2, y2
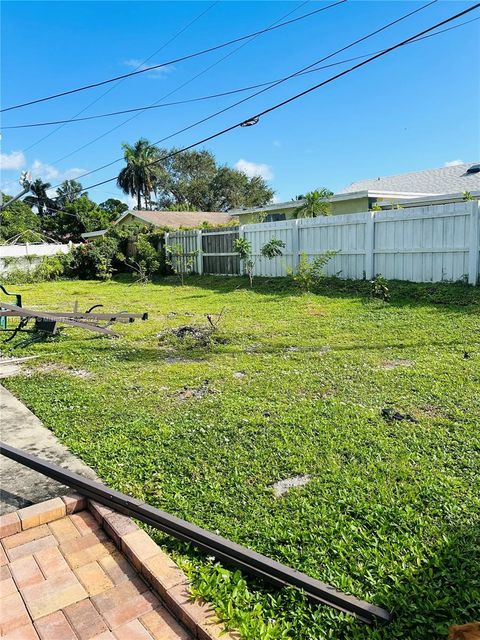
(2, 276, 479, 639)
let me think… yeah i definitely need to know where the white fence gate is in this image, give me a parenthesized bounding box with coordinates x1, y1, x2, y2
(166, 202, 480, 285)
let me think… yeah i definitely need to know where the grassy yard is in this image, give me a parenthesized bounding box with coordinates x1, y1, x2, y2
(2, 276, 479, 639)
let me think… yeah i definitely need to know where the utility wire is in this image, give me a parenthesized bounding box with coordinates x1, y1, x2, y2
(80, 3, 480, 194)
(1, 2, 345, 113)
(8, 3, 476, 131)
(50, 0, 313, 165)
(48, 0, 439, 186)
(19, 1, 219, 153)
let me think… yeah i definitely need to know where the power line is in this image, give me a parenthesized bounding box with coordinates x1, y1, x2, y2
(1, 2, 346, 113)
(80, 3, 480, 195)
(19, 2, 219, 153)
(8, 3, 475, 131)
(48, 0, 440, 186)
(50, 0, 314, 165)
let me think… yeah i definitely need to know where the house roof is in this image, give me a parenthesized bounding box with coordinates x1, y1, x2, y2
(115, 210, 237, 228)
(340, 162, 480, 195)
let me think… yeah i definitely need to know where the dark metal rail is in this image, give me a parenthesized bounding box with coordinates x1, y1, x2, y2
(0, 442, 390, 625)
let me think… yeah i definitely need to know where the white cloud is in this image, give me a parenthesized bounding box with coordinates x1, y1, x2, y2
(445, 159, 464, 167)
(0, 182, 19, 196)
(0, 150, 26, 170)
(124, 59, 174, 79)
(29, 160, 87, 184)
(121, 195, 137, 209)
(235, 159, 273, 181)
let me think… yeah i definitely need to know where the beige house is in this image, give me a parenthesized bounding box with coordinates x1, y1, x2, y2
(82, 209, 237, 240)
(232, 162, 480, 223)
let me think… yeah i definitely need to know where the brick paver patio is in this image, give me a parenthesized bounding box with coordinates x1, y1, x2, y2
(0, 496, 236, 640)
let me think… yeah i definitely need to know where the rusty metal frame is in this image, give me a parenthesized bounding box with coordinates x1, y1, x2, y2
(0, 442, 390, 625)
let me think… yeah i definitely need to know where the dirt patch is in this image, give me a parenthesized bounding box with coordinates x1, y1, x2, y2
(176, 379, 214, 401)
(379, 359, 414, 370)
(305, 304, 327, 317)
(158, 324, 227, 349)
(271, 475, 312, 498)
(24, 363, 93, 379)
(381, 407, 418, 423)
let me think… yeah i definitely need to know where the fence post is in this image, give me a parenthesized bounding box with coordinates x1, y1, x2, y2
(291, 219, 300, 273)
(196, 229, 203, 275)
(364, 211, 375, 280)
(468, 201, 479, 285)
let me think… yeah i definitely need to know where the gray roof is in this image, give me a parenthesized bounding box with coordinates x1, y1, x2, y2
(340, 162, 480, 195)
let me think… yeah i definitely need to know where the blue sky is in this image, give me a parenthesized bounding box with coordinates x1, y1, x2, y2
(1, 0, 479, 206)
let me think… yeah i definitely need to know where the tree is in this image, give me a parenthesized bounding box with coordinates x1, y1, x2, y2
(0, 195, 40, 242)
(234, 237, 285, 287)
(46, 196, 111, 242)
(98, 198, 129, 220)
(117, 139, 159, 210)
(294, 188, 333, 218)
(24, 178, 53, 216)
(153, 148, 274, 211)
(56, 180, 84, 206)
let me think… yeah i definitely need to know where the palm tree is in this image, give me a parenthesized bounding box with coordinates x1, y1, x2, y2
(117, 139, 159, 210)
(24, 178, 53, 216)
(294, 188, 333, 218)
(56, 179, 84, 205)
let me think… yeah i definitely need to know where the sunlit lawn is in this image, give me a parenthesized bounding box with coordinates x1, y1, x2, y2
(2, 276, 479, 639)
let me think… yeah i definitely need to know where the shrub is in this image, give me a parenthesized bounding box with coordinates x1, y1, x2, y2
(125, 235, 160, 284)
(370, 274, 390, 301)
(66, 237, 122, 280)
(289, 251, 336, 292)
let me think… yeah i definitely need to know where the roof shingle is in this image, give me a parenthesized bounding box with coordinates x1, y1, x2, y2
(340, 162, 480, 195)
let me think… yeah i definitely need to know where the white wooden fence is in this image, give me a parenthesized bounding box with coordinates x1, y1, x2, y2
(166, 202, 480, 285)
(0, 242, 74, 274)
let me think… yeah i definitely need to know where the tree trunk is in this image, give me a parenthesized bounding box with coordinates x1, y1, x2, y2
(137, 191, 141, 211)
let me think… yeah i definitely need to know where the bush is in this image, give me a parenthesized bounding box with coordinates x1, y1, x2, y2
(66, 237, 122, 280)
(125, 234, 160, 283)
(289, 251, 336, 292)
(370, 274, 390, 301)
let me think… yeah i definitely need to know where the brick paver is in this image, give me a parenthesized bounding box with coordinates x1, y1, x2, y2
(0, 509, 195, 640)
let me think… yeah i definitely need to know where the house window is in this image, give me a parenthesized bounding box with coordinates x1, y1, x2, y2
(265, 213, 286, 222)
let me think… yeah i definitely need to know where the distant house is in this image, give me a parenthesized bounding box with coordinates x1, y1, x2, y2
(232, 162, 480, 224)
(82, 209, 237, 240)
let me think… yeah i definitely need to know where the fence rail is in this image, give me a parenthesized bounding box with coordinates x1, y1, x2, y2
(165, 202, 480, 285)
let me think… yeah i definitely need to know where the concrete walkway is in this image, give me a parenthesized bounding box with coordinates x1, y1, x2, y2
(0, 384, 98, 514)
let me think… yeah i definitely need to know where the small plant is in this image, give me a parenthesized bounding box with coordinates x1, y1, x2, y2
(260, 238, 285, 259)
(370, 274, 390, 301)
(234, 238, 254, 287)
(371, 202, 382, 211)
(463, 191, 474, 201)
(235, 237, 286, 287)
(289, 251, 336, 292)
(165, 243, 199, 285)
